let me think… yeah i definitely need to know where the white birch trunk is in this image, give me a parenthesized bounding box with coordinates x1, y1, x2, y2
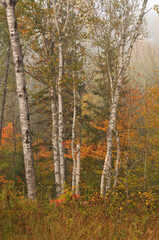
(52, 0, 70, 193)
(58, 41, 65, 190)
(12, 90, 16, 179)
(75, 143, 81, 195)
(100, 75, 122, 196)
(4, 0, 37, 199)
(50, 87, 61, 196)
(114, 129, 120, 188)
(108, 57, 121, 188)
(72, 83, 76, 192)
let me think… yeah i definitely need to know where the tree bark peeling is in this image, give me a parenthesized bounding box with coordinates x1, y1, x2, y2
(4, 0, 37, 199)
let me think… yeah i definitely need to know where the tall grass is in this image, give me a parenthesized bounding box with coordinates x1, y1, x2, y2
(0, 186, 158, 240)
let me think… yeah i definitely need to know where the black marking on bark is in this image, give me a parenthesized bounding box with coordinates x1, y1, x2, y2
(3, 1, 7, 8)
(27, 113, 30, 121)
(26, 130, 29, 144)
(51, 41, 55, 54)
(19, 94, 22, 98)
(3, 0, 17, 8)
(20, 44, 22, 52)
(16, 57, 22, 68)
(23, 86, 26, 93)
(9, 0, 16, 6)
(14, 20, 17, 30)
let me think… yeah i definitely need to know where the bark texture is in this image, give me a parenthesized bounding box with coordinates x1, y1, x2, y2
(52, 0, 70, 193)
(75, 143, 81, 195)
(12, 90, 16, 179)
(100, 76, 122, 195)
(72, 84, 76, 192)
(58, 41, 65, 190)
(50, 87, 61, 196)
(4, 0, 37, 199)
(114, 129, 120, 188)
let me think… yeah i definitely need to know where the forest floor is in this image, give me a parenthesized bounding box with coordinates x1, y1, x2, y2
(0, 187, 159, 240)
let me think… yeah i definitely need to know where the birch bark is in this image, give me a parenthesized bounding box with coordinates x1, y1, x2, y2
(12, 90, 16, 179)
(58, 40, 65, 190)
(72, 83, 76, 192)
(100, 75, 123, 195)
(4, 0, 37, 199)
(50, 86, 61, 196)
(75, 143, 81, 195)
(52, 0, 70, 191)
(114, 129, 120, 188)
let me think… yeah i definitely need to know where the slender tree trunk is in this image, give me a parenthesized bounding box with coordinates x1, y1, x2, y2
(114, 128, 120, 188)
(50, 86, 61, 196)
(52, 0, 70, 193)
(0, 44, 10, 145)
(101, 20, 125, 196)
(108, 56, 121, 189)
(58, 41, 65, 190)
(4, 0, 37, 199)
(72, 83, 76, 192)
(75, 143, 81, 195)
(12, 91, 16, 179)
(100, 75, 122, 196)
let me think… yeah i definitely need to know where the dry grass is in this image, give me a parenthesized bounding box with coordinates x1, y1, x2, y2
(0, 188, 158, 240)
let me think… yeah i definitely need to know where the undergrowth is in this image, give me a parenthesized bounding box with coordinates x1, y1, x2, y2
(0, 184, 158, 240)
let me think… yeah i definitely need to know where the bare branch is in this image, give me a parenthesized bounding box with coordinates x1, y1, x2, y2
(63, 0, 70, 33)
(107, 53, 114, 103)
(52, 0, 60, 34)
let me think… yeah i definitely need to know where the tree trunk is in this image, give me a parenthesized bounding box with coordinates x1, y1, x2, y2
(114, 128, 120, 188)
(58, 41, 65, 190)
(52, 0, 70, 193)
(100, 75, 122, 196)
(4, 0, 37, 199)
(0, 44, 10, 145)
(12, 91, 16, 179)
(75, 143, 81, 195)
(72, 83, 76, 192)
(50, 87, 61, 196)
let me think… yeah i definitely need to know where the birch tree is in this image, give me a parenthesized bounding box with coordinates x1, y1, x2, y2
(75, 143, 81, 195)
(72, 82, 76, 192)
(113, 129, 120, 188)
(51, 86, 61, 196)
(100, 0, 148, 196)
(71, 82, 81, 194)
(52, 0, 70, 191)
(3, 0, 37, 199)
